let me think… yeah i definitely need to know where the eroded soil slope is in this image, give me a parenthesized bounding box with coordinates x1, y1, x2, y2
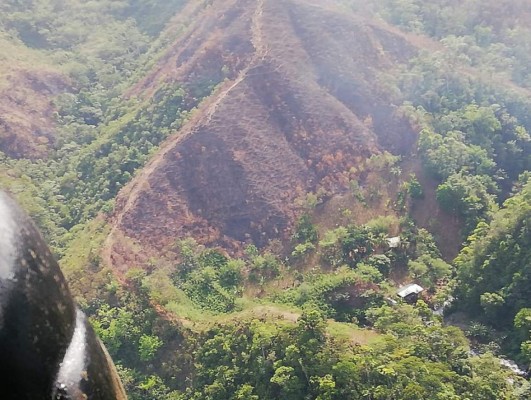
(0, 69, 68, 159)
(107, 0, 419, 269)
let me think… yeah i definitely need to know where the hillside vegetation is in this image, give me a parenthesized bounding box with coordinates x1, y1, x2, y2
(0, 0, 530, 398)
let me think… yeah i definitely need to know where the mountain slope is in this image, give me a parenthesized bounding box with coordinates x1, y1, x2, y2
(1, 1, 530, 398)
(106, 0, 419, 270)
(0, 32, 69, 159)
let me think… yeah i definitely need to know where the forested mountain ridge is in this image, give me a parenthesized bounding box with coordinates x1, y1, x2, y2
(0, 0, 530, 398)
(0, 0, 183, 159)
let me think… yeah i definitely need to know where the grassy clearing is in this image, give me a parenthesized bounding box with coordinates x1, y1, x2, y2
(143, 268, 300, 331)
(327, 320, 381, 345)
(143, 266, 381, 343)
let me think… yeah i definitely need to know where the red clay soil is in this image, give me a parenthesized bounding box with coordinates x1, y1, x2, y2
(106, 0, 421, 272)
(0, 69, 69, 159)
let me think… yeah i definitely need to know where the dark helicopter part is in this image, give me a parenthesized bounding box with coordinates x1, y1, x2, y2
(0, 191, 127, 399)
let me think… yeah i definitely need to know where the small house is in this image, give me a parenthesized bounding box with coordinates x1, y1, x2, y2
(397, 283, 424, 303)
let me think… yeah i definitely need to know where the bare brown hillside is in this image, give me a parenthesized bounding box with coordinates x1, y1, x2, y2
(106, 0, 421, 271)
(0, 69, 68, 159)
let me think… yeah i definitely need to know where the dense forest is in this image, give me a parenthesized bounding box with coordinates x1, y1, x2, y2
(1, 0, 531, 399)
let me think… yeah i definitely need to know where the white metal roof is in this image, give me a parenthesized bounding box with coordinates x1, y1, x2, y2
(397, 283, 424, 298)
